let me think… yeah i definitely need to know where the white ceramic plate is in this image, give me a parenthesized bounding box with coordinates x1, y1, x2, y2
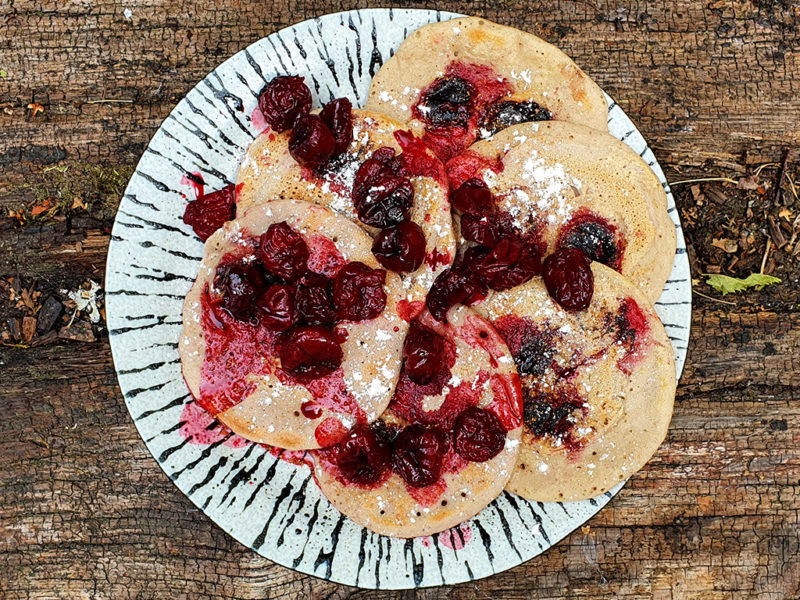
(106, 8, 691, 589)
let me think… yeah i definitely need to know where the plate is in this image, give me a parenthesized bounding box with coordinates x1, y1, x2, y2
(106, 8, 691, 589)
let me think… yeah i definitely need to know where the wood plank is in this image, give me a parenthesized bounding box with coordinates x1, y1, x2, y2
(1, 0, 799, 596)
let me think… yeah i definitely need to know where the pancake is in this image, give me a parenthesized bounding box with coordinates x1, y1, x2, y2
(473, 263, 676, 502)
(447, 121, 676, 302)
(180, 200, 409, 450)
(365, 16, 608, 161)
(312, 306, 522, 537)
(236, 109, 455, 303)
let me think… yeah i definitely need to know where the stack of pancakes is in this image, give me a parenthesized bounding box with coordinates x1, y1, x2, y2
(180, 16, 677, 538)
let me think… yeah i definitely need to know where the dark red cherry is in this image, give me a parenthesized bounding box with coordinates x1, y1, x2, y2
(352, 150, 414, 228)
(182, 184, 236, 241)
(460, 213, 500, 248)
(452, 407, 506, 462)
(214, 262, 264, 321)
(319, 97, 353, 155)
(295, 272, 336, 326)
(559, 219, 619, 268)
(289, 114, 335, 168)
(402, 321, 448, 386)
(370, 146, 406, 173)
(391, 425, 449, 488)
(333, 262, 387, 322)
(416, 76, 473, 127)
(475, 236, 542, 291)
(542, 247, 594, 311)
(479, 99, 551, 138)
(278, 325, 342, 380)
(450, 178, 493, 215)
(258, 222, 309, 281)
(353, 175, 414, 228)
(256, 284, 297, 331)
(459, 245, 491, 267)
(371, 221, 426, 273)
(257, 75, 312, 133)
(425, 267, 487, 322)
(329, 424, 391, 486)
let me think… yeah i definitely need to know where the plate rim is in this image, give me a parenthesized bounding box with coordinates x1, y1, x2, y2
(105, 7, 691, 589)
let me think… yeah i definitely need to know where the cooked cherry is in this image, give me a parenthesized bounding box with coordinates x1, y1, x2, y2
(278, 325, 342, 380)
(319, 97, 353, 156)
(182, 184, 236, 241)
(453, 406, 506, 462)
(370, 420, 401, 444)
(523, 394, 581, 438)
(426, 267, 487, 322)
(391, 425, 449, 488)
(402, 321, 448, 385)
(256, 284, 297, 331)
(295, 272, 336, 326)
(542, 247, 594, 311)
(370, 146, 406, 173)
(460, 213, 500, 248)
(333, 262, 387, 322)
(459, 245, 490, 267)
(424, 76, 472, 105)
(516, 334, 554, 377)
(479, 100, 551, 138)
(329, 424, 391, 486)
(289, 114, 335, 168)
(559, 220, 618, 267)
(352, 153, 414, 228)
(214, 262, 265, 321)
(450, 178, 493, 215)
(417, 76, 473, 127)
(258, 75, 312, 133)
(371, 221, 426, 273)
(475, 236, 542, 291)
(258, 222, 309, 281)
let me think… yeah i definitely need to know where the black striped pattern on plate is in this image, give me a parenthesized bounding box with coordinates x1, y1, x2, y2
(105, 8, 691, 590)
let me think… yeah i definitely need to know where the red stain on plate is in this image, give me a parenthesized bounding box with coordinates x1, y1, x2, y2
(438, 522, 473, 550)
(179, 401, 250, 448)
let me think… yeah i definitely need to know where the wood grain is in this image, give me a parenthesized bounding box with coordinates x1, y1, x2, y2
(1, 1, 799, 598)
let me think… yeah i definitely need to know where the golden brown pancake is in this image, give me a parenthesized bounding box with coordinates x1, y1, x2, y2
(448, 121, 676, 302)
(180, 200, 408, 450)
(473, 264, 676, 501)
(365, 16, 608, 161)
(236, 109, 455, 303)
(312, 306, 522, 537)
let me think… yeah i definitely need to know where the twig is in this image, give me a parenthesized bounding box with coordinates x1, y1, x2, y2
(787, 175, 799, 202)
(692, 289, 736, 306)
(774, 148, 790, 205)
(670, 177, 738, 186)
(760, 238, 772, 274)
(85, 99, 134, 104)
(754, 162, 779, 177)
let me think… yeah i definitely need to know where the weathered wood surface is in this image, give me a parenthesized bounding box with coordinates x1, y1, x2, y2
(1, 1, 799, 598)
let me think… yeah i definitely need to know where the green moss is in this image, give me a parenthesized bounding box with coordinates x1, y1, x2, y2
(14, 162, 135, 221)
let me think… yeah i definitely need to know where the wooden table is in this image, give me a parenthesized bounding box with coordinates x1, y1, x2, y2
(2, 2, 799, 598)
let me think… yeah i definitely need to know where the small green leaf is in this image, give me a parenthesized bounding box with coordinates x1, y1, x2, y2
(705, 273, 781, 296)
(0, 69, 7, 79)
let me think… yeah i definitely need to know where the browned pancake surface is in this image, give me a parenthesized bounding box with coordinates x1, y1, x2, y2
(474, 264, 676, 501)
